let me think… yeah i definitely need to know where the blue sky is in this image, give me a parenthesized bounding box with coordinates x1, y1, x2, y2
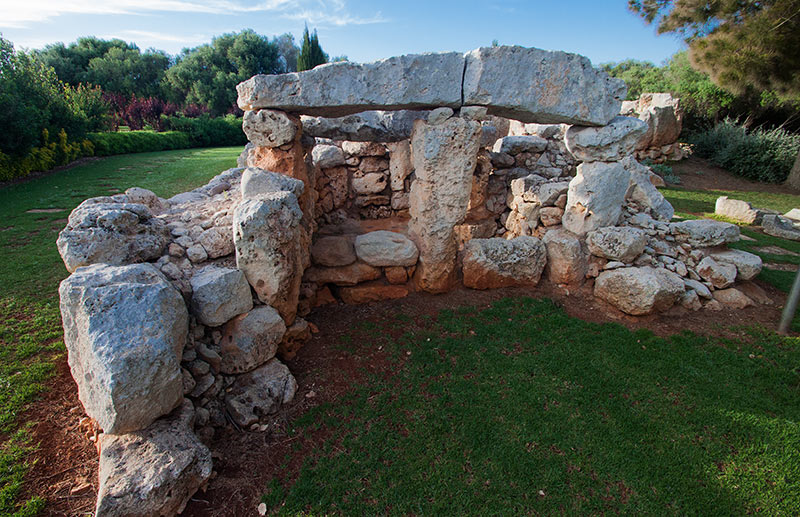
(0, 0, 685, 66)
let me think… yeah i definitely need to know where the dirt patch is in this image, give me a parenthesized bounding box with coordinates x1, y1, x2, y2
(25, 209, 67, 214)
(755, 246, 800, 256)
(765, 263, 797, 272)
(23, 281, 789, 516)
(671, 157, 800, 194)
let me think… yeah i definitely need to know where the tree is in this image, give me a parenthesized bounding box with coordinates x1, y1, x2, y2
(296, 25, 328, 72)
(36, 37, 169, 97)
(629, 0, 800, 186)
(165, 29, 283, 115)
(271, 33, 300, 73)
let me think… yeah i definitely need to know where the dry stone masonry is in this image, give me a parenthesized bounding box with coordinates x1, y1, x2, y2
(55, 45, 768, 515)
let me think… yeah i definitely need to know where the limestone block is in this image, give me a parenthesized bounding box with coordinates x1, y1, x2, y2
(565, 116, 648, 162)
(670, 219, 740, 247)
(543, 229, 587, 284)
(190, 266, 253, 327)
(225, 359, 297, 427)
(562, 161, 630, 235)
(220, 306, 287, 374)
(594, 266, 684, 315)
(242, 109, 298, 148)
(462, 236, 547, 289)
(354, 231, 419, 267)
(59, 263, 187, 434)
(586, 226, 647, 263)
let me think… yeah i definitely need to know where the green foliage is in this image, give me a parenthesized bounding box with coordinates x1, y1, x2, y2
(165, 30, 285, 115)
(36, 37, 169, 98)
(689, 119, 800, 182)
(88, 131, 193, 157)
(0, 129, 92, 182)
(161, 115, 247, 147)
(297, 25, 328, 72)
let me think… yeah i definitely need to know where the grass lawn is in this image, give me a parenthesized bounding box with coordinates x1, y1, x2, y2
(0, 147, 240, 515)
(263, 297, 800, 515)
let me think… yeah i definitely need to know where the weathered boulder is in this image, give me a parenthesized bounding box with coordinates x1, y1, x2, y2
(462, 46, 626, 125)
(388, 140, 413, 190)
(96, 400, 212, 516)
(354, 231, 419, 267)
(409, 116, 483, 292)
(301, 111, 428, 142)
(493, 135, 548, 154)
(709, 249, 762, 281)
(311, 235, 356, 267)
(543, 228, 587, 284)
(762, 214, 800, 241)
(242, 109, 298, 148)
(352, 173, 388, 195)
(586, 226, 647, 262)
(241, 167, 305, 200)
(312, 144, 346, 169)
(124, 187, 164, 213)
(622, 157, 674, 221)
(713, 288, 755, 309)
(304, 262, 382, 286)
(190, 266, 253, 327)
(697, 256, 737, 289)
(565, 116, 648, 162)
(234, 192, 307, 324)
(220, 306, 286, 374)
(462, 236, 547, 289)
(59, 263, 186, 434)
(57, 200, 169, 273)
(635, 93, 682, 149)
(198, 226, 234, 259)
(537, 181, 571, 206)
(225, 359, 297, 427)
(684, 278, 712, 299)
(594, 266, 684, 315)
(714, 196, 765, 225)
(671, 219, 740, 247)
(238, 53, 464, 116)
(562, 161, 630, 235)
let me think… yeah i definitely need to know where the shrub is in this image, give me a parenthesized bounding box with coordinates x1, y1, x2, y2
(161, 115, 246, 147)
(87, 131, 192, 156)
(0, 129, 91, 182)
(689, 119, 800, 183)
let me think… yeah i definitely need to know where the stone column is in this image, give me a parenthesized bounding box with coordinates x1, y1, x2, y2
(409, 111, 482, 293)
(561, 116, 648, 235)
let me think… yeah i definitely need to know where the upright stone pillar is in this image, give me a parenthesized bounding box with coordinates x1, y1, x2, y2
(409, 113, 482, 292)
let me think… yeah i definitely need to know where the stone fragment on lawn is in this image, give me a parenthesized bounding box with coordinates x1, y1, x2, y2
(190, 266, 253, 327)
(59, 263, 186, 434)
(462, 236, 547, 289)
(57, 200, 169, 273)
(670, 219, 740, 247)
(354, 231, 419, 267)
(542, 229, 587, 284)
(225, 359, 297, 427)
(220, 306, 287, 374)
(714, 196, 765, 225)
(709, 249, 762, 281)
(95, 400, 212, 517)
(565, 116, 648, 162)
(697, 256, 737, 289)
(586, 226, 647, 263)
(762, 214, 800, 241)
(594, 266, 684, 315)
(242, 109, 298, 147)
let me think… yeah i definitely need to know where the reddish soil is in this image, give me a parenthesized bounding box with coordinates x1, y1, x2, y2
(22, 279, 789, 517)
(672, 157, 800, 195)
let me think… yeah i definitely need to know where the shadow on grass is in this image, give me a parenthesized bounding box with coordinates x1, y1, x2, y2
(263, 298, 800, 515)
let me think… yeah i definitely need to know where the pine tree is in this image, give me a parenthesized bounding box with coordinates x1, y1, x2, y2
(296, 25, 328, 72)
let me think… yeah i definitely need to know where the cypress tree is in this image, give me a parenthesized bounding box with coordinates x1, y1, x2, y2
(297, 25, 328, 72)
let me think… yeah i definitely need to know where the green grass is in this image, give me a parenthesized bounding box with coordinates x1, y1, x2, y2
(0, 146, 240, 515)
(263, 298, 800, 515)
(662, 186, 800, 219)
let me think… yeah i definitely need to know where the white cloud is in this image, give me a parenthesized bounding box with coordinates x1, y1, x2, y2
(0, 0, 386, 28)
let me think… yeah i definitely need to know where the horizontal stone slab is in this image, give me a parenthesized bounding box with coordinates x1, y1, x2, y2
(238, 53, 465, 116)
(463, 46, 626, 126)
(238, 46, 624, 125)
(300, 110, 428, 142)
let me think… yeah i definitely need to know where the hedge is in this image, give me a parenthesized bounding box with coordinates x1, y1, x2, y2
(1, 116, 244, 182)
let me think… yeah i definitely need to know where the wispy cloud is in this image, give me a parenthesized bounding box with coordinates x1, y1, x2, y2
(0, 0, 386, 28)
(101, 30, 208, 45)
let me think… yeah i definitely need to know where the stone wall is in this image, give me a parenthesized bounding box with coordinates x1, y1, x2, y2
(55, 45, 766, 515)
